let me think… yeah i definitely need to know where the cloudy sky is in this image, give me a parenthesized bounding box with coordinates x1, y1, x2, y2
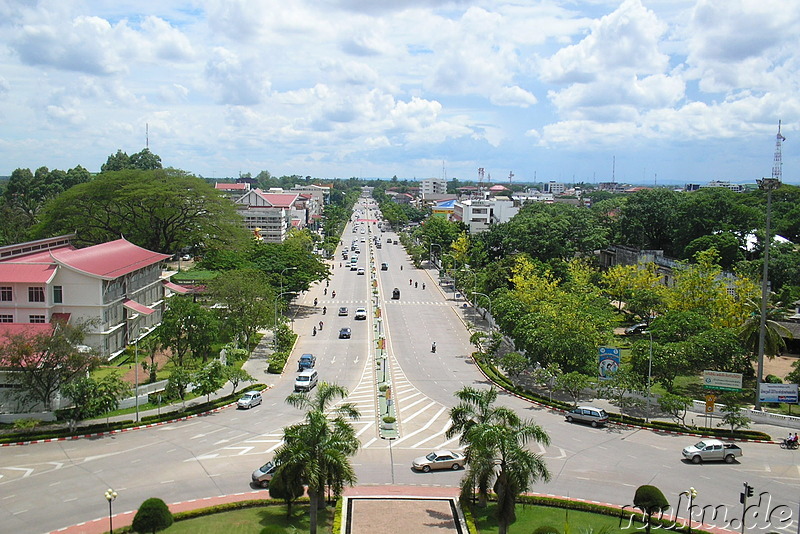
(1, 0, 799, 185)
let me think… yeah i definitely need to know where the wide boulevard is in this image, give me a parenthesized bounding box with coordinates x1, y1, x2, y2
(1, 196, 798, 534)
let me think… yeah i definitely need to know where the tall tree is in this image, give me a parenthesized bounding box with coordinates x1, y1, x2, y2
(129, 148, 163, 170)
(101, 149, 131, 172)
(617, 188, 681, 255)
(274, 383, 360, 534)
(207, 269, 275, 346)
(36, 168, 248, 254)
(738, 298, 791, 361)
(0, 320, 101, 410)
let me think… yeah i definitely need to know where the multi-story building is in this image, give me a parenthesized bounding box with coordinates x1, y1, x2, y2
(452, 197, 520, 234)
(233, 189, 306, 242)
(0, 235, 181, 359)
(420, 178, 447, 198)
(214, 182, 251, 200)
(543, 181, 566, 195)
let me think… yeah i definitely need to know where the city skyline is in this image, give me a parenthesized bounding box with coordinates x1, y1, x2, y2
(1, 0, 798, 185)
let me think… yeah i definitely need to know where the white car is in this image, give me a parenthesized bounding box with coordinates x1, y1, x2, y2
(355, 307, 367, 320)
(357, 267, 365, 275)
(237, 391, 262, 409)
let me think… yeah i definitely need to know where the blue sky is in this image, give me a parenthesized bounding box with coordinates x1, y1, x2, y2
(1, 0, 798, 185)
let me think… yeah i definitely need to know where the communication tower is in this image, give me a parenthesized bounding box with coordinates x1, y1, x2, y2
(772, 120, 786, 181)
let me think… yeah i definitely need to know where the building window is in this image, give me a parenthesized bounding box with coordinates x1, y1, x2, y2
(0, 287, 11, 301)
(0, 314, 13, 323)
(29, 315, 46, 323)
(28, 287, 45, 302)
(53, 285, 63, 304)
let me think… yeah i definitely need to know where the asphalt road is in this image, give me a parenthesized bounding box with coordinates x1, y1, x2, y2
(1, 196, 798, 533)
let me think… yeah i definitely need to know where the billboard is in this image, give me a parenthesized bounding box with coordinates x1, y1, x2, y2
(598, 347, 620, 379)
(703, 370, 743, 391)
(759, 383, 799, 404)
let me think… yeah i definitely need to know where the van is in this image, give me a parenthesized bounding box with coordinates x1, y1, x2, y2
(565, 406, 608, 427)
(294, 369, 319, 392)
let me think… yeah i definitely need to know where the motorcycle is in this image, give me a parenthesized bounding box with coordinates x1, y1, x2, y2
(780, 438, 799, 449)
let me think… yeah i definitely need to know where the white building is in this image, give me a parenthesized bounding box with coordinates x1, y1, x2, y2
(233, 190, 308, 242)
(452, 197, 520, 234)
(420, 178, 447, 198)
(543, 181, 566, 194)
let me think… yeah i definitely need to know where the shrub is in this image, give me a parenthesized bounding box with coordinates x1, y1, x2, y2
(382, 416, 396, 424)
(633, 485, 669, 534)
(131, 497, 173, 533)
(12, 418, 41, 431)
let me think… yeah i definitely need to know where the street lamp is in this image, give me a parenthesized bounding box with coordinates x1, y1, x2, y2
(104, 488, 117, 533)
(754, 176, 780, 410)
(429, 242, 442, 269)
(645, 330, 653, 423)
(679, 487, 697, 533)
(471, 292, 491, 323)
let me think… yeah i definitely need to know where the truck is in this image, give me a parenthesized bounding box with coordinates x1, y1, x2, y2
(681, 439, 742, 464)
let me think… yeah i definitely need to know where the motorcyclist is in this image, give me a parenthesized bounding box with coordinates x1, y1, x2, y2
(314, 298, 318, 307)
(312, 326, 317, 336)
(422, 283, 426, 290)
(322, 306, 327, 315)
(319, 321, 324, 331)
(332, 291, 336, 298)
(431, 342, 437, 353)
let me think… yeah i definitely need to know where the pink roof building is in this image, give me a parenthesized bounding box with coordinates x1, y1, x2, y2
(233, 189, 307, 243)
(0, 235, 173, 360)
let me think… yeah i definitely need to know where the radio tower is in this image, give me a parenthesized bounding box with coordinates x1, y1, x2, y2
(477, 167, 485, 197)
(772, 120, 786, 180)
(508, 171, 514, 187)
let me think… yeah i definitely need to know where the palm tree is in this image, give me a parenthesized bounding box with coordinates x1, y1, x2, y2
(448, 386, 551, 534)
(273, 382, 360, 534)
(738, 298, 791, 359)
(447, 386, 502, 507)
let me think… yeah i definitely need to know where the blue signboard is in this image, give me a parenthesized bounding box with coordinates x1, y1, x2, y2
(598, 347, 620, 379)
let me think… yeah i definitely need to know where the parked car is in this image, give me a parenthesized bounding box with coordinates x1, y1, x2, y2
(339, 307, 349, 316)
(339, 327, 352, 339)
(298, 353, 316, 371)
(355, 308, 367, 320)
(624, 323, 648, 336)
(682, 439, 742, 464)
(237, 390, 262, 409)
(251, 460, 277, 488)
(412, 450, 465, 472)
(564, 406, 608, 427)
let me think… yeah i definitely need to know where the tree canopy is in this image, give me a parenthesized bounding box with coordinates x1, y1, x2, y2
(36, 168, 248, 253)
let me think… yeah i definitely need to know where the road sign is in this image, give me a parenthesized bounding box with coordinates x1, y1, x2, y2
(703, 370, 742, 391)
(705, 394, 716, 413)
(759, 383, 798, 404)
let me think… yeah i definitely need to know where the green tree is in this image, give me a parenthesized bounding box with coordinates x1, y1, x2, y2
(158, 297, 199, 367)
(36, 168, 248, 254)
(192, 361, 226, 402)
(165, 368, 192, 406)
(61, 377, 102, 431)
(499, 351, 528, 379)
(647, 311, 711, 342)
(555, 372, 594, 406)
(617, 188, 681, 255)
(275, 383, 360, 534)
(207, 269, 275, 346)
(129, 148, 163, 170)
(101, 149, 131, 172)
(599, 367, 643, 422)
(738, 298, 791, 361)
(657, 393, 692, 428)
(630, 340, 687, 392)
(131, 497, 173, 534)
(1, 320, 100, 410)
(449, 386, 551, 534)
(267, 461, 306, 517)
(718, 396, 751, 434)
(224, 366, 255, 394)
(633, 485, 669, 534)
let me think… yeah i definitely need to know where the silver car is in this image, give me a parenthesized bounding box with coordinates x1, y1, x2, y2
(412, 450, 465, 472)
(237, 391, 262, 409)
(251, 460, 277, 488)
(565, 406, 608, 427)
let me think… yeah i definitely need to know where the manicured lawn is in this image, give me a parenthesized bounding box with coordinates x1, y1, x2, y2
(159, 504, 334, 534)
(471, 503, 643, 533)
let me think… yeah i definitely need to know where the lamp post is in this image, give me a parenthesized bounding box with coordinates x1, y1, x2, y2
(429, 242, 442, 269)
(104, 488, 117, 533)
(754, 177, 780, 410)
(680, 487, 697, 533)
(645, 330, 653, 423)
(471, 292, 491, 323)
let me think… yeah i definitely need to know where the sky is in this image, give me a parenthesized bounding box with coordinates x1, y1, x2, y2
(1, 0, 799, 185)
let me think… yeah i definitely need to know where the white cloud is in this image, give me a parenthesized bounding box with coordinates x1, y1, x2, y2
(490, 86, 538, 108)
(204, 47, 270, 106)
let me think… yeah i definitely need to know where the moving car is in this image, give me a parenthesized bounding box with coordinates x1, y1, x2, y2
(381, 262, 388, 270)
(624, 323, 648, 336)
(412, 450, 465, 472)
(392, 288, 400, 299)
(251, 460, 277, 488)
(357, 267, 365, 275)
(339, 327, 352, 339)
(355, 307, 367, 320)
(298, 353, 316, 371)
(565, 406, 608, 427)
(294, 369, 318, 392)
(339, 307, 349, 316)
(237, 390, 262, 409)
(682, 439, 742, 464)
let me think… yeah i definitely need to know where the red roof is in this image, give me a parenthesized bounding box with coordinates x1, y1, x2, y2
(163, 281, 189, 294)
(123, 298, 156, 315)
(0, 323, 55, 346)
(52, 238, 170, 280)
(215, 182, 248, 190)
(0, 262, 57, 283)
(489, 184, 509, 191)
(253, 191, 299, 208)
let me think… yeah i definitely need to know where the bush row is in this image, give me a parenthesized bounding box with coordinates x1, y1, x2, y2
(267, 351, 289, 373)
(473, 356, 771, 441)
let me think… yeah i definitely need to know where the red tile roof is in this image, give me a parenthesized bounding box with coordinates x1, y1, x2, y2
(215, 182, 248, 190)
(252, 190, 300, 208)
(0, 322, 55, 346)
(0, 262, 57, 283)
(51, 238, 171, 280)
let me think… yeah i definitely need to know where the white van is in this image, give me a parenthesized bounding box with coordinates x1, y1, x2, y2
(294, 369, 319, 392)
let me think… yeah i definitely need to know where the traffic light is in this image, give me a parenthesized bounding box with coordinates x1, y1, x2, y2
(746, 484, 754, 497)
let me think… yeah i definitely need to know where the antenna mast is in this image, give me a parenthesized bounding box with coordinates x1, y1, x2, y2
(477, 167, 485, 197)
(508, 171, 514, 187)
(772, 120, 786, 180)
(146, 123, 149, 149)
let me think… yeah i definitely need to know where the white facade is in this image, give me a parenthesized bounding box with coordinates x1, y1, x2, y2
(421, 178, 447, 198)
(453, 197, 520, 234)
(543, 181, 566, 194)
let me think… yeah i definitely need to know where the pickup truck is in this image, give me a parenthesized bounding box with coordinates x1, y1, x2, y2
(682, 439, 742, 464)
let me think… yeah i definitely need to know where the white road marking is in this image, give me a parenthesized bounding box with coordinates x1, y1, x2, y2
(392, 406, 447, 446)
(1, 467, 33, 478)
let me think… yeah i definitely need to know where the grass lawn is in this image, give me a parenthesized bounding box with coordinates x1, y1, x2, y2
(471, 503, 645, 533)
(160, 504, 334, 534)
